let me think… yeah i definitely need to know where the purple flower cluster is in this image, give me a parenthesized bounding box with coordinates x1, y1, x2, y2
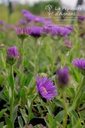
(21, 9, 72, 38)
(42, 25, 72, 37)
(22, 9, 54, 25)
(36, 76, 57, 100)
(72, 58, 85, 69)
(57, 66, 69, 87)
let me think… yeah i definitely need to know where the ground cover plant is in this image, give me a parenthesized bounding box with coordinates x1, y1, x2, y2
(0, 7, 85, 128)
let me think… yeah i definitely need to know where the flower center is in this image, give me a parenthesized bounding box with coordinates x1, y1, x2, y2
(42, 87, 47, 93)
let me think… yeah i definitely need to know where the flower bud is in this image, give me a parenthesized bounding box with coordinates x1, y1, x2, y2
(56, 66, 69, 88)
(64, 41, 72, 52)
(6, 46, 20, 65)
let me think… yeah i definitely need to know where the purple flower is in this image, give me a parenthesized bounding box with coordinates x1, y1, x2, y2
(22, 9, 45, 23)
(78, 15, 85, 21)
(34, 16, 45, 23)
(44, 18, 53, 25)
(36, 76, 57, 100)
(42, 24, 58, 36)
(29, 26, 43, 37)
(22, 9, 34, 22)
(18, 19, 27, 25)
(65, 26, 74, 31)
(51, 25, 59, 36)
(24, 13, 35, 22)
(72, 58, 85, 69)
(57, 66, 69, 87)
(5, 24, 14, 29)
(21, 9, 28, 14)
(0, 20, 4, 25)
(65, 41, 72, 48)
(21, 9, 32, 15)
(43, 25, 72, 37)
(42, 25, 53, 35)
(7, 46, 20, 58)
(6, 46, 20, 65)
(56, 26, 71, 36)
(15, 27, 31, 39)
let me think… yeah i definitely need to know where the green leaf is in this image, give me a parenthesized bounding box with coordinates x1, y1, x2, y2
(69, 110, 78, 124)
(25, 73, 33, 86)
(20, 108, 28, 124)
(28, 60, 35, 67)
(69, 110, 81, 127)
(20, 87, 26, 99)
(13, 65, 21, 77)
(78, 92, 85, 105)
(18, 116, 24, 128)
(79, 110, 85, 121)
(53, 99, 63, 108)
(66, 87, 75, 98)
(3, 86, 9, 100)
(0, 109, 7, 118)
(13, 105, 18, 122)
(0, 75, 5, 85)
(55, 110, 64, 123)
(5, 117, 12, 128)
(0, 91, 7, 102)
(67, 124, 72, 128)
(3, 125, 9, 128)
(47, 113, 56, 128)
(0, 122, 4, 128)
(46, 106, 53, 116)
(20, 74, 26, 87)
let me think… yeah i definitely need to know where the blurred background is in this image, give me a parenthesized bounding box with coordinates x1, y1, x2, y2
(0, 0, 85, 24)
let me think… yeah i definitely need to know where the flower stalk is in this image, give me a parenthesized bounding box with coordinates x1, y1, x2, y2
(10, 65, 14, 128)
(20, 39, 25, 87)
(21, 39, 24, 73)
(34, 38, 38, 76)
(62, 90, 68, 128)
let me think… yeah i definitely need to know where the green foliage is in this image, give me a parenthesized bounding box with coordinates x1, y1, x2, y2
(29, 0, 61, 14)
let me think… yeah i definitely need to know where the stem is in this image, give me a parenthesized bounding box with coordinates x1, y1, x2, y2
(72, 76, 85, 110)
(64, 52, 69, 66)
(10, 65, 14, 128)
(34, 38, 38, 76)
(63, 90, 68, 128)
(10, 90, 14, 127)
(20, 39, 24, 87)
(21, 39, 24, 73)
